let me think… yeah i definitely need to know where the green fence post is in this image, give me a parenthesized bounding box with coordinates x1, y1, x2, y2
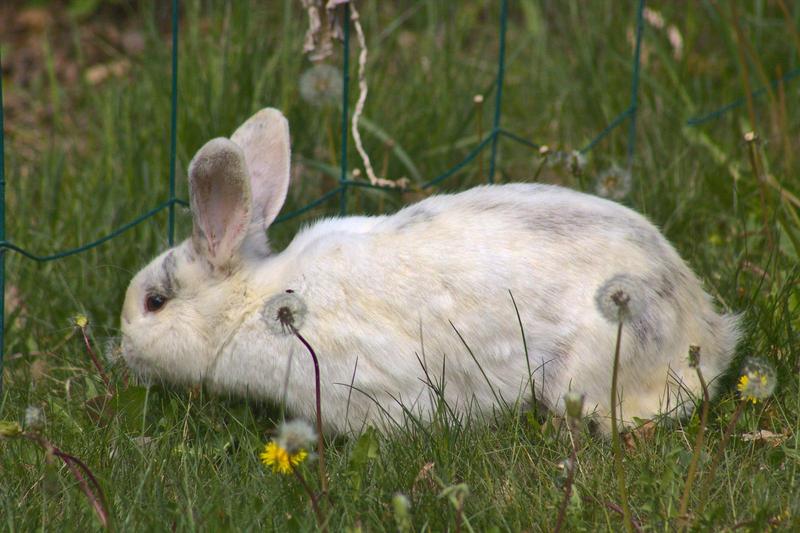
(339, 1, 351, 215)
(0, 47, 5, 394)
(167, 0, 180, 245)
(626, 0, 646, 169)
(487, 0, 508, 184)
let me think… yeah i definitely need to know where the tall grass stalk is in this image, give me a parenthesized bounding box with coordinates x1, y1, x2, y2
(693, 399, 746, 522)
(677, 346, 710, 529)
(554, 392, 584, 533)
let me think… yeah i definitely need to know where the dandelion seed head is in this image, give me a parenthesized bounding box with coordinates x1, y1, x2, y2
(566, 150, 587, 176)
(541, 149, 587, 178)
(104, 338, 124, 364)
(594, 274, 647, 323)
(688, 345, 701, 368)
(299, 63, 343, 107)
(737, 357, 776, 403)
(595, 165, 632, 200)
(261, 292, 308, 335)
(555, 457, 575, 487)
(24, 405, 44, 432)
(557, 457, 574, 472)
(277, 419, 316, 454)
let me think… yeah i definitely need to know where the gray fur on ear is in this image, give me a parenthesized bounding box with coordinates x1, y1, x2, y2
(188, 138, 252, 268)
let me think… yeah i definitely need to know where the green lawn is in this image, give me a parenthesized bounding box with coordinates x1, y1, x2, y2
(2, 1, 799, 530)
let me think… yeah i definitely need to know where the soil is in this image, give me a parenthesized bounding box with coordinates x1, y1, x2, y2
(1, 1, 170, 135)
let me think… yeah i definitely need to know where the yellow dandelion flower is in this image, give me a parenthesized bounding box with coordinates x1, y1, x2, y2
(0, 421, 23, 438)
(74, 314, 89, 328)
(260, 440, 308, 475)
(737, 374, 753, 402)
(736, 357, 776, 404)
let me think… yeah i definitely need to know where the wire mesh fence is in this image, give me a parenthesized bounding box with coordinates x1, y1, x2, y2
(0, 0, 797, 391)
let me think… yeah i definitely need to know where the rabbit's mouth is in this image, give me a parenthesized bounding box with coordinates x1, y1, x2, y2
(120, 336, 159, 381)
(120, 333, 213, 387)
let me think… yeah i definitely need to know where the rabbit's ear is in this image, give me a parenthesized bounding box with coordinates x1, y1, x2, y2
(188, 138, 252, 268)
(231, 108, 291, 231)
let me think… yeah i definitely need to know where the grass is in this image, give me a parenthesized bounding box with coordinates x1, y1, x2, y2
(2, 0, 800, 530)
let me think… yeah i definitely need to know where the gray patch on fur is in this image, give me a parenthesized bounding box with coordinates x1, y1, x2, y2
(630, 317, 653, 347)
(701, 314, 721, 346)
(394, 205, 437, 231)
(517, 208, 671, 264)
(533, 295, 563, 325)
(473, 199, 512, 213)
(654, 272, 676, 300)
(519, 210, 615, 236)
(161, 251, 179, 296)
(143, 251, 180, 299)
(624, 228, 668, 260)
(518, 209, 644, 244)
(549, 335, 575, 360)
(629, 303, 665, 352)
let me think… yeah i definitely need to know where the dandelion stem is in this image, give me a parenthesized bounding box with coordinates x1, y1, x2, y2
(24, 433, 110, 528)
(475, 95, 484, 179)
(744, 133, 776, 262)
(610, 318, 634, 533)
(602, 500, 643, 533)
(695, 398, 746, 522)
(292, 466, 328, 533)
(532, 154, 548, 182)
(79, 323, 113, 395)
(291, 326, 328, 499)
(554, 418, 580, 532)
(677, 365, 710, 530)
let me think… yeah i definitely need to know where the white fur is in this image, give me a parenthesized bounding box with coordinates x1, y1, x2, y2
(120, 108, 739, 434)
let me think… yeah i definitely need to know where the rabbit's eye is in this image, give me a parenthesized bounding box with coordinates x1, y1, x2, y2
(145, 294, 168, 313)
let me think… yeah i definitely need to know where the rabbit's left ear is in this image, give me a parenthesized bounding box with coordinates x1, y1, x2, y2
(231, 108, 291, 231)
(188, 138, 252, 269)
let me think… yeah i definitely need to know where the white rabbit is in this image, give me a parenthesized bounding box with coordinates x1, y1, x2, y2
(120, 108, 740, 434)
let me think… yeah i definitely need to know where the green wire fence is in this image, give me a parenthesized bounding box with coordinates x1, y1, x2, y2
(0, 0, 798, 392)
(0, 21, 5, 395)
